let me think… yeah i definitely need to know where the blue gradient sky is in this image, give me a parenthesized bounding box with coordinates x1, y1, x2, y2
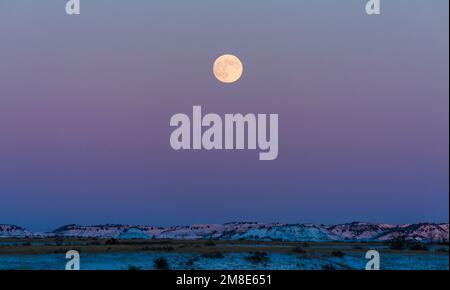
(0, 1, 448, 231)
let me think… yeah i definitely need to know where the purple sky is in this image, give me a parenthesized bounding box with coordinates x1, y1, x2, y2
(0, 1, 448, 231)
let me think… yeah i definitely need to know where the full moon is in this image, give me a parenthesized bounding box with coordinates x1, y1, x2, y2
(213, 54, 243, 83)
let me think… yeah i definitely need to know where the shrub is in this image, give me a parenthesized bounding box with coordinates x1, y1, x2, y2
(292, 246, 306, 254)
(105, 238, 118, 245)
(388, 236, 408, 250)
(331, 250, 345, 258)
(409, 244, 428, 251)
(204, 240, 216, 246)
(53, 249, 67, 254)
(142, 246, 174, 252)
(186, 257, 199, 267)
(128, 265, 141, 270)
(244, 251, 270, 264)
(153, 257, 170, 270)
(322, 264, 336, 270)
(201, 252, 224, 259)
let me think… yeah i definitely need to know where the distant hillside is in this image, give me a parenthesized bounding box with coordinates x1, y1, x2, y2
(0, 224, 32, 237)
(1, 222, 448, 243)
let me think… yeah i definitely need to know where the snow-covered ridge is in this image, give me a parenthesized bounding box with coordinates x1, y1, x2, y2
(1, 222, 448, 243)
(0, 224, 32, 237)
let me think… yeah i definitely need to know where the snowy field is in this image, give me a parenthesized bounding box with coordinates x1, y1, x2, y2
(0, 251, 448, 270)
(0, 238, 447, 270)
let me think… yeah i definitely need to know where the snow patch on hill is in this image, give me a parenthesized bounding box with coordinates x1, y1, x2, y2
(0, 224, 33, 237)
(1, 222, 448, 243)
(229, 224, 339, 242)
(327, 222, 394, 241)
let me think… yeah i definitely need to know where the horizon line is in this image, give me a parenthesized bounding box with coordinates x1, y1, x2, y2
(1, 220, 449, 233)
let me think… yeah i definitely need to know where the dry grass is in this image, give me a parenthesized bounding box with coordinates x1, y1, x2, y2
(0, 237, 446, 257)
